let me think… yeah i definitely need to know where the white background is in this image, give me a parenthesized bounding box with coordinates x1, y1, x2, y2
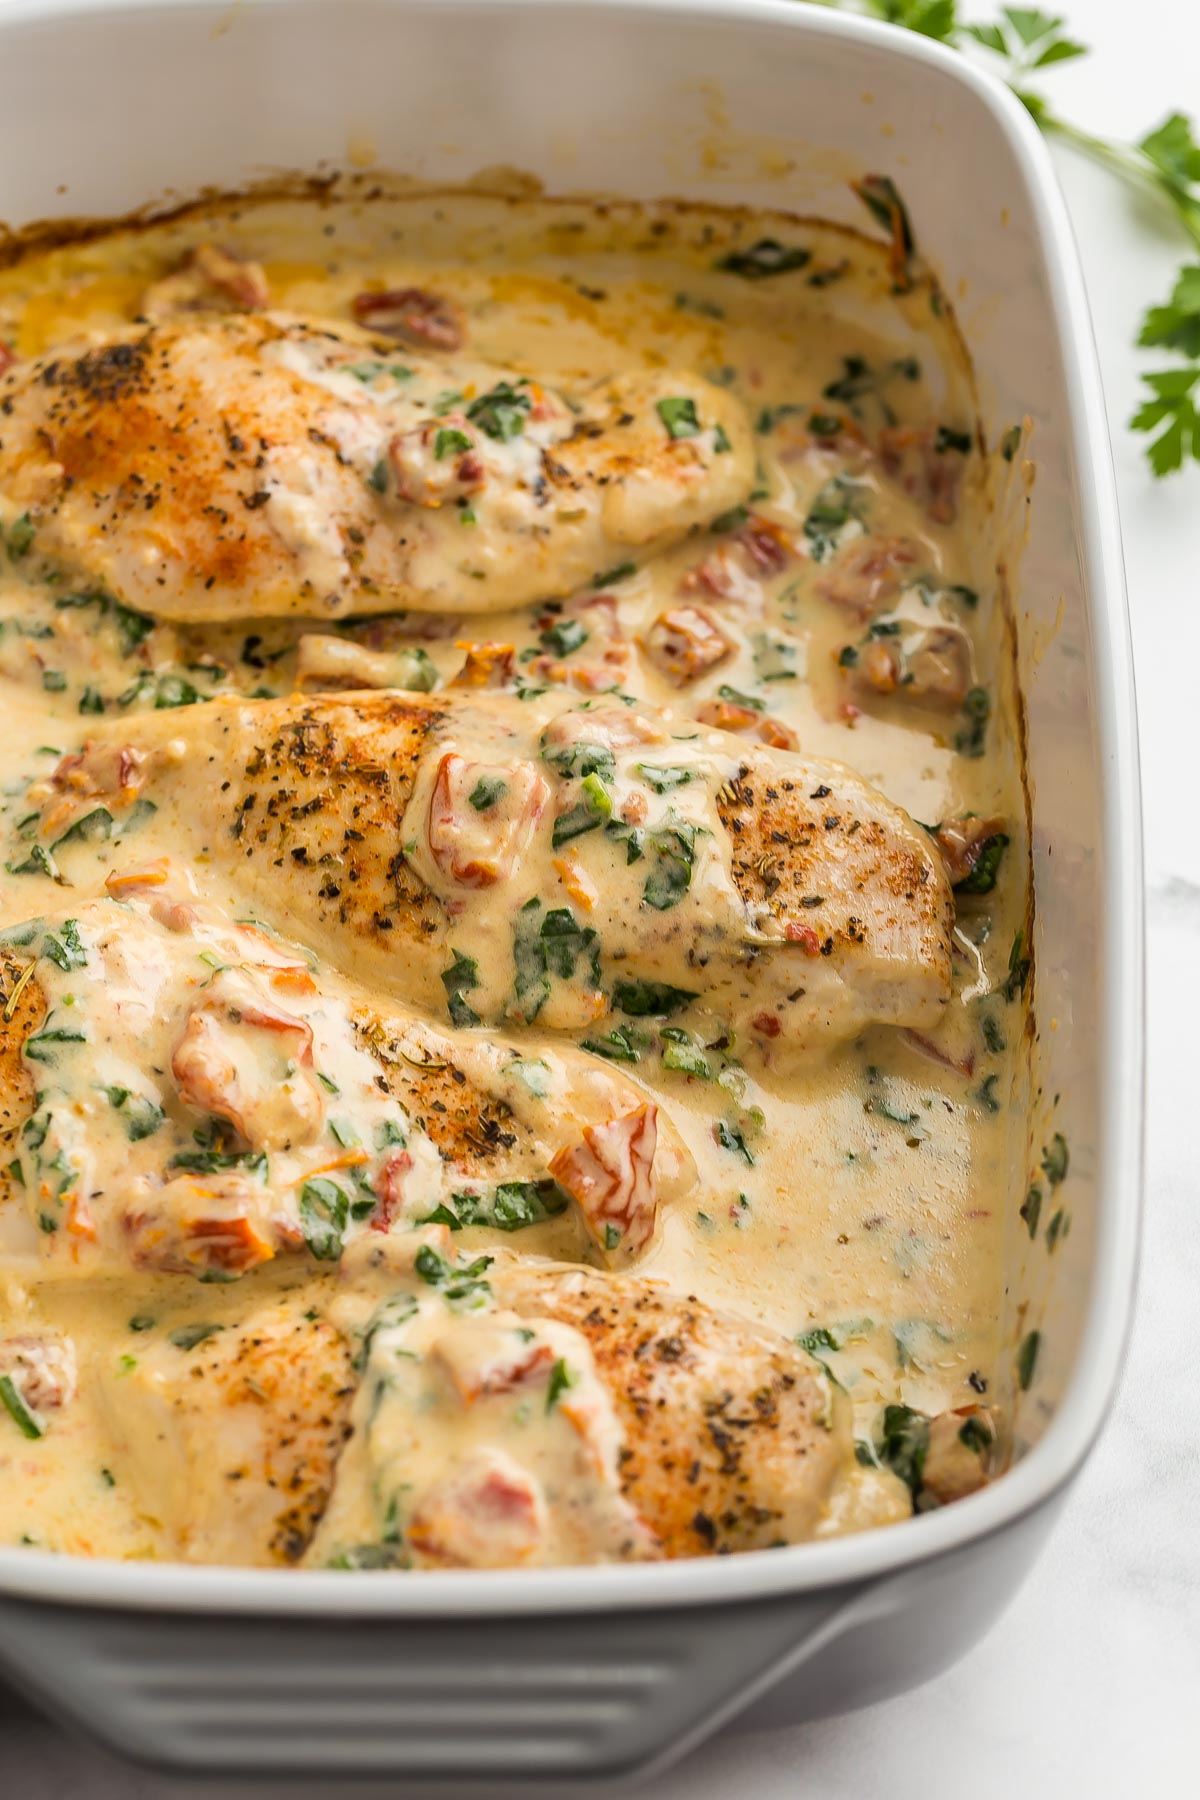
(3, 0, 1198, 1794)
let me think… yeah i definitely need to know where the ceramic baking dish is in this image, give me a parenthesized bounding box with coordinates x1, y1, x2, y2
(0, 0, 1143, 1785)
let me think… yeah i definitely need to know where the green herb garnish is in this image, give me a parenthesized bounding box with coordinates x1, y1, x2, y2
(466, 380, 530, 441)
(441, 949, 481, 1027)
(545, 1357, 578, 1411)
(468, 775, 508, 812)
(299, 1177, 349, 1262)
(717, 238, 811, 279)
(656, 396, 702, 440)
(612, 979, 697, 1017)
(168, 1323, 222, 1352)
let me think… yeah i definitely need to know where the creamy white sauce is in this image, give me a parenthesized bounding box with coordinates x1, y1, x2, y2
(0, 190, 1024, 1566)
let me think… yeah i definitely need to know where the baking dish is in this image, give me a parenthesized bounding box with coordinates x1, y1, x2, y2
(0, 0, 1143, 1784)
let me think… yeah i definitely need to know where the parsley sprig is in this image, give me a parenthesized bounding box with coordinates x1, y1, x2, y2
(813, 4, 1200, 475)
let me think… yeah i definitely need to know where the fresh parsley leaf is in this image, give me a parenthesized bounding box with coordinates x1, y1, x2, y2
(1131, 366, 1200, 474)
(1138, 263, 1200, 358)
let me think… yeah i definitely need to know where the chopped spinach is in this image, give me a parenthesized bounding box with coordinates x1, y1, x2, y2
(642, 819, 699, 911)
(439, 1178, 571, 1233)
(851, 174, 916, 289)
(168, 1323, 222, 1352)
(976, 1073, 1002, 1114)
(660, 1034, 710, 1078)
(1021, 1180, 1043, 1238)
(714, 1119, 755, 1166)
(42, 919, 86, 971)
(580, 1024, 641, 1065)
(541, 737, 616, 783)
(593, 562, 636, 589)
(1041, 1132, 1069, 1185)
(716, 684, 765, 712)
(434, 426, 472, 460)
(24, 1026, 86, 1064)
(935, 425, 972, 454)
(955, 833, 1009, 895)
(545, 1357, 578, 1411)
(539, 618, 588, 659)
(955, 686, 991, 759)
(656, 396, 702, 440)
(1002, 930, 1032, 1002)
(716, 238, 811, 279)
(0, 1375, 42, 1439)
(414, 1245, 493, 1310)
(5, 513, 35, 560)
(875, 1402, 929, 1497)
(636, 763, 693, 794)
(1017, 1329, 1041, 1391)
(468, 775, 508, 812)
(299, 1177, 349, 1261)
(466, 380, 530, 441)
(958, 1415, 993, 1454)
(822, 352, 920, 425)
(441, 949, 481, 1027)
(611, 979, 698, 1016)
(802, 475, 868, 562)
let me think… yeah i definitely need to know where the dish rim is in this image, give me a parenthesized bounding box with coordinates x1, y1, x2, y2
(0, 0, 1144, 1617)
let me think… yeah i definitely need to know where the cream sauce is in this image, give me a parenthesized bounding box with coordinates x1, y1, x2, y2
(0, 189, 1025, 1566)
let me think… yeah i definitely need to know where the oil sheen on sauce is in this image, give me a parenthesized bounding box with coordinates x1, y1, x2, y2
(0, 188, 1027, 1568)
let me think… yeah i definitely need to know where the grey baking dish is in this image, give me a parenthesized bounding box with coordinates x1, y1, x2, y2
(0, 0, 1143, 1785)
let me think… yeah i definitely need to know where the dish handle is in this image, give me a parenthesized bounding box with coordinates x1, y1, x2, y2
(0, 1580, 877, 1783)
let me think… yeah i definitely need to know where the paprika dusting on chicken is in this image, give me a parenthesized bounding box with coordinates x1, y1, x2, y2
(0, 183, 1025, 1567)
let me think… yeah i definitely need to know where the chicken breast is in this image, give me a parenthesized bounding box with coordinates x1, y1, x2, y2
(0, 313, 754, 621)
(93, 1298, 355, 1565)
(0, 874, 693, 1279)
(313, 1232, 905, 1568)
(14, 690, 954, 1057)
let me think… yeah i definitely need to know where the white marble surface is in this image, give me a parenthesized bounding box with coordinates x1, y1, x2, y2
(3, 1, 1198, 1793)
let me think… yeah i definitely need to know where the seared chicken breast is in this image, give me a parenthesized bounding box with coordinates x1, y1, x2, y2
(0, 875, 693, 1279)
(13, 690, 954, 1057)
(0, 313, 754, 621)
(314, 1232, 905, 1569)
(94, 1297, 355, 1566)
